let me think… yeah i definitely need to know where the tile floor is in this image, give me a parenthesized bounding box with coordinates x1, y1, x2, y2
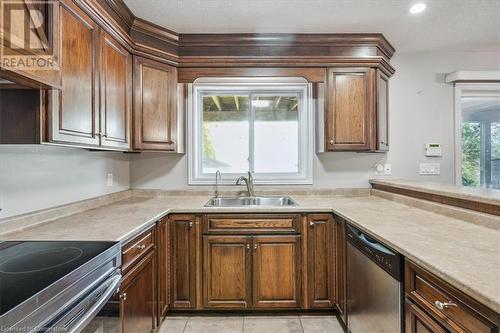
(158, 314, 344, 333)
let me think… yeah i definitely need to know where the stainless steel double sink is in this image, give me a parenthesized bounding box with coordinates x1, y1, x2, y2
(204, 196, 298, 207)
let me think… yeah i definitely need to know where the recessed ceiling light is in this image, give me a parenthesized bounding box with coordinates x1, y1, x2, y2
(409, 3, 427, 14)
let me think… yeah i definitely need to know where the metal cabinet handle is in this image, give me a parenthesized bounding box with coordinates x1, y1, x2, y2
(435, 300, 457, 310)
(254, 244, 258, 250)
(309, 221, 315, 227)
(189, 221, 193, 228)
(119, 292, 127, 301)
(136, 244, 146, 250)
(246, 244, 250, 250)
(329, 139, 334, 145)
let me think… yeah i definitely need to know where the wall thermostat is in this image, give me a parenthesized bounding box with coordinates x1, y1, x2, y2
(425, 143, 442, 157)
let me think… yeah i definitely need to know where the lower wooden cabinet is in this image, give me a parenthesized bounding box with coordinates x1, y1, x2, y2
(406, 301, 449, 333)
(157, 218, 169, 320)
(334, 216, 347, 325)
(253, 235, 301, 308)
(307, 214, 334, 308)
(170, 215, 199, 309)
(120, 251, 156, 333)
(203, 236, 252, 309)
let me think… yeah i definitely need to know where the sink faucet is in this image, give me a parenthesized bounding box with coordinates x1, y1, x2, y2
(215, 170, 222, 198)
(235, 171, 254, 197)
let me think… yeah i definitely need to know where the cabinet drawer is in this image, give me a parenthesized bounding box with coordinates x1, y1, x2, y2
(122, 228, 155, 272)
(203, 214, 300, 234)
(405, 260, 499, 333)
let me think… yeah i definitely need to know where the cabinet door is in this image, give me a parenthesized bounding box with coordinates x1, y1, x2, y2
(307, 214, 335, 308)
(406, 301, 449, 333)
(326, 67, 375, 151)
(157, 219, 169, 320)
(335, 217, 347, 325)
(253, 235, 301, 308)
(170, 215, 198, 309)
(203, 236, 252, 309)
(377, 70, 389, 151)
(99, 31, 132, 150)
(48, 0, 99, 146)
(133, 56, 177, 151)
(121, 251, 156, 333)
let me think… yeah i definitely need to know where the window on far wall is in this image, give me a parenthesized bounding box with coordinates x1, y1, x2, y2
(456, 84, 500, 189)
(188, 78, 313, 185)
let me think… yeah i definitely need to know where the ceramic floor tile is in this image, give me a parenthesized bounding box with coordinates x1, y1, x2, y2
(244, 317, 303, 333)
(159, 317, 188, 333)
(299, 316, 343, 333)
(184, 316, 244, 333)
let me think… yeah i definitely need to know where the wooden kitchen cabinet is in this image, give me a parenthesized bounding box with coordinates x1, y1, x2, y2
(203, 235, 252, 309)
(253, 235, 301, 309)
(406, 301, 449, 333)
(48, 0, 100, 146)
(99, 30, 132, 150)
(307, 214, 335, 308)
(120, 250, 156, 333)
(170, 215, 199, 309)
(157, 218, 169, 320)
(133, 56, 179, 151)
(334, 216, 347, 325)
(376, 70, 389, 151)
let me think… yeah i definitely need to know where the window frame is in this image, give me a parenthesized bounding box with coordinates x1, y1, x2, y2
(453, 83, 500, 186)
(187, 77, 314, 185)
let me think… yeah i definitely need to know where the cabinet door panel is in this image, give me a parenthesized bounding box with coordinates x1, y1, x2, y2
(335, 217, 347, 325)
(121, 251, 156, 333)
(326, 68, 374, 151)
(406, 302, 449, 333)
(49, 0, 99, 146)
(307, 214, 334, 308)
(133, 57, 177, 151)
(100, 31, 131, 150)
(203, 236, 251, 308)
(170, 215, 198, 308)
(253, 235, 301, 308)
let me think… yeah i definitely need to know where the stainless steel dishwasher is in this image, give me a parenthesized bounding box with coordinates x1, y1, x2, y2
(346, 223, 404, 333)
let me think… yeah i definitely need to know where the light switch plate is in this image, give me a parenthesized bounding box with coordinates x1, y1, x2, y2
(419, 163, 440, 175)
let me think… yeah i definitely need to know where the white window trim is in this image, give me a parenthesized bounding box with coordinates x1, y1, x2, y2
(453, 83, 500, 185)
(187, 77, 314, 185)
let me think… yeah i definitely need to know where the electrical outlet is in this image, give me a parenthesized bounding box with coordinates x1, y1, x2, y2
(384, 164, 392, 175)
(374, 164, 384, 175)
(107, 173, 113, 186)
(419, 163, 440, 175)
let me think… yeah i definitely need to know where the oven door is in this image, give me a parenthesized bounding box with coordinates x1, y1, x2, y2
(48, 274, 121, 333)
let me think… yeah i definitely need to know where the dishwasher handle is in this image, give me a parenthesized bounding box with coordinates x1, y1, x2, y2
(346, 223, 402, 281)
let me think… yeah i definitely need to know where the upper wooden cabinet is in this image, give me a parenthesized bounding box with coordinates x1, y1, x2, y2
(0, 0, 61, 88)
(48, 0, 100, 146)
(133, 56, 180, 151)
(47, 0, 132, 150)
(99, 30, 132, 150)
(322, 67, 389, 152)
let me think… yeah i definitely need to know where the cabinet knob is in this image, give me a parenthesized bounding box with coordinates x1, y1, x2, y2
(309, 221, 315, 227)
(329, 139, 334, 145)
(136, 244, 146, 250)
(434, 300, 457, 310)
(254, 244, 258, 250)
(246, 244, 250, 250)
(189, 221, 193, 228)
(120, 292, 127, 301)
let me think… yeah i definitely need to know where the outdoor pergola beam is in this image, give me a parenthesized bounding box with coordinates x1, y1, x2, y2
(211, 96, 222, 111)
(234, 96, 239, 110)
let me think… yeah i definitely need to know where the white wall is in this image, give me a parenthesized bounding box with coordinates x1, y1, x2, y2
(0, 145, 129, 218)
(130, 51, 500, 190)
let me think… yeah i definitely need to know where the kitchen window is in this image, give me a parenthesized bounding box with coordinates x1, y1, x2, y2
(455, 84, 500, 189)
(188, 78, 313, 184)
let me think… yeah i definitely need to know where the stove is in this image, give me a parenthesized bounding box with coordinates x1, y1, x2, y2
(0, 241, 121, 333)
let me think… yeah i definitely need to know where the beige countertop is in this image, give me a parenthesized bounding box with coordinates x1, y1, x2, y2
(1, 192, 499, 314)
(370, 179, 500, 207)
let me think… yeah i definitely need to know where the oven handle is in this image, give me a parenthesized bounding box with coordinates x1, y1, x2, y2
(66, 274, 121, 333)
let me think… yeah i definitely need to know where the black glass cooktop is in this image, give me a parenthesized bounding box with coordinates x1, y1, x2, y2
(0, 241, 116, 316)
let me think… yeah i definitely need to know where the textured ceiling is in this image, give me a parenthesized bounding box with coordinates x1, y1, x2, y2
(123, 0, 500, 53)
